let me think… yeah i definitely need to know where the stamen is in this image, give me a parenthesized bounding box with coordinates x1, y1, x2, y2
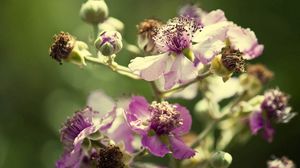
(149, 101, 183, 135)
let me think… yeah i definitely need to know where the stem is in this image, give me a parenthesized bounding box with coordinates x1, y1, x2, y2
(84, 55, 141, 80)
(191, 120, 218, 148)
(150, 82, 162, 101)
(132, 149, 147, 161)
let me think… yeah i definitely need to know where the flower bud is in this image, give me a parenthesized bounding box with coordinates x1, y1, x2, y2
(49, 32, 91, 66)
(94, 31, 123, 56)
(210, 151, 232, 168)
(98, 17, 124, 32)
(210, 47, 245, 82)
(137, 19, 162, 54)
(80, 0, 109, 25)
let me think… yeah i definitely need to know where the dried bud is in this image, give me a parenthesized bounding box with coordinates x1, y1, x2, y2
(221, 47, 245, 73)
(210, 151, 232, 168)
(94, 31, 123, 56)
(80, 0, 109, 25)
(137, 19, 162, 54)
(49, 32, 74, 64)
(210, 47, 245, 82)
(49, 32, 91, 66)
(247, 64, 274, 84)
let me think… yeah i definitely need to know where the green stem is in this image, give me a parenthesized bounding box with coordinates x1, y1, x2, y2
(191, 120, 218, 148)
(84, 55, 141, 80)
(150, 82, 163, 101)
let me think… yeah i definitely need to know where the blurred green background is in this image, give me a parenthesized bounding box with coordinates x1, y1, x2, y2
(0, 0, 299, 167)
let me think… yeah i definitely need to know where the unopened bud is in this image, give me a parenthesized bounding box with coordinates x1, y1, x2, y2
(210, 151, 232, 168)
(99, 17, 124, 32)
(94, 31, 123, 56)
(80, 0, 109, 25)
(49, 32, 90, 66)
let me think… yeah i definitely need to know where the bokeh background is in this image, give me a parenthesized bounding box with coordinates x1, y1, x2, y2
(0, 0, 299, 167)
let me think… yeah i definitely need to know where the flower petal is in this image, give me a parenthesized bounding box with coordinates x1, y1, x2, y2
(125, 96, 151, 134)
(87, 90, 116, 116)
(164, 55, 198, 90)
(202, 9, 227, 26)
(249, 111, 264, 134)
(263, 119, 275, 143)
(99, 107, 117, 131)
(227, 25, 263, 59)
(110, 122, 135, 153)
(172, 105, 192, 135)
(129, 53, 169, 81)
(169, 136, 195, 159)
(56, 148, 83, 168)
(141, 135, 170, 157)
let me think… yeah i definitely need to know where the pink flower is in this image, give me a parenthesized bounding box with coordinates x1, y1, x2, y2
(124, 96, 195, 159)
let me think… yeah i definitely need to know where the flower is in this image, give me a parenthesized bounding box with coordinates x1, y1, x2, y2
(56, 137, 132, 168)
(125, 96, 195, 159)
(94, 30, 123, 56)
(267, 156, 296, 168)
(87, 90, 137, 153)
(56, 106, 118, 168)
(249, 89, 296, 142)
(49, 32, 91, 66)
(129, 16, 203, 90)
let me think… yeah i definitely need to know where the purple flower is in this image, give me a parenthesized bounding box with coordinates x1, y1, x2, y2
(87, 90, 137, 153)
(56, 106, 118, 168)
(124, 96, 195, 159)
(249, 89, 296, 142)
(129, 16, 225, 90)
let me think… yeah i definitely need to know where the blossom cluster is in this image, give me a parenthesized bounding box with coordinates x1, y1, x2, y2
(49, 1, 296, 168)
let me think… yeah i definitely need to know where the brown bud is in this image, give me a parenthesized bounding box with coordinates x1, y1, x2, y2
(221, 46, 245, 73)
(49, 32, 75, 64)
(247, 64, 274, 84)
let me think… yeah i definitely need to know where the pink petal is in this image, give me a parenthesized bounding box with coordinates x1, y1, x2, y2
(164, 55, 198, 90)
(110, 122, 135, 153)
(87, 90, 116, 116)
(172, 105, 192, 135)
(141, 135, 170, 157)
(249, 111, 264, 134)
(227, 25, 263, 59)
(169, 136, 195, 159)
(202, 9, 227, 26)
(129, 53, 169, 81)
(125, 96, 151, 134)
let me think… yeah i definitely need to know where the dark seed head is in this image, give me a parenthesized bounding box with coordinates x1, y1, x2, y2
(221, 46, 245, 73)
(49, 32, 74, 64)
(94, 145, 125, 168)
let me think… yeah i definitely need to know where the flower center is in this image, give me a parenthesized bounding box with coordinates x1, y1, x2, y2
(60, 107, 93, 151)
(149, 101, 183, 135)
(153, 16, 200, 54)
